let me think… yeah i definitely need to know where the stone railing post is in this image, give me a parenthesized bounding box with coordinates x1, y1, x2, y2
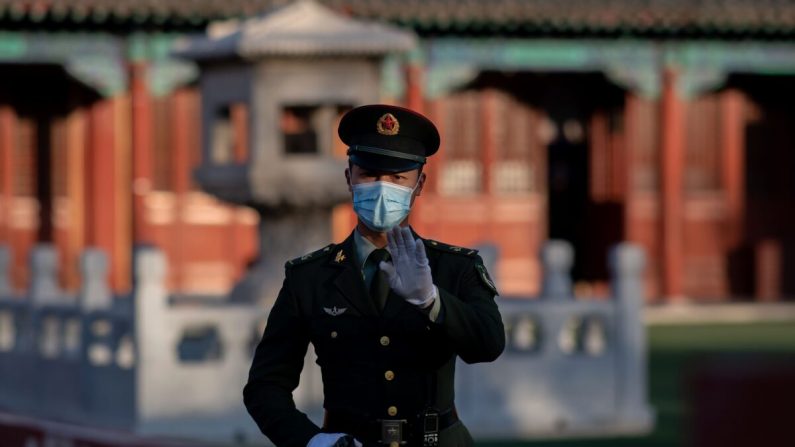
(0, 245, 10, 296)
(540, 240, 574, 300)
(133, 246, 168, 311)
(79, 249, 111, 311)
(609, 243, 651, 426)
(133, 246, 169, 420)
(29, 244, 62, 305)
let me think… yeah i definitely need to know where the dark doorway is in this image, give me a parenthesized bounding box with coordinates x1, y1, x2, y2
(464, 72, 626, 283)
(0, 64, 99, 242)
(726, 74, 795, 299)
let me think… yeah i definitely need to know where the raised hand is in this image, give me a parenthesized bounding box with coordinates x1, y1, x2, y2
(379, 226, 436, 308)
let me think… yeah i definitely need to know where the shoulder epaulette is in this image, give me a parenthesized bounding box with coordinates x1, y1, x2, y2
(423, 239, 479, 257)
(285, 244, 335, 268)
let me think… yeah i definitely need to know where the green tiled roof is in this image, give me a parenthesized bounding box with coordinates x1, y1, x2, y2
(1, 0, 794, 36)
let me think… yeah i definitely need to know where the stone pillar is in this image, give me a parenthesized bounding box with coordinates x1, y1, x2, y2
(79, 249, 111, 311)
(540, 240, 574, 300)
(29, 244, 62, 305)
(230, 208, 335, 306)
(132, 246, 169, 421)
(610, 243, 651, 427)
(0, 246, 10, 296)
(659, 69, 685, 301)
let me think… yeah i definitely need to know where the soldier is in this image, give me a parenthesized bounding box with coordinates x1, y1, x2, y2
(244, 104, 505, 447)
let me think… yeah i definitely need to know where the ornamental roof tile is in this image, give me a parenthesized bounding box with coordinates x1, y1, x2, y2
(1, 0, 794, 36)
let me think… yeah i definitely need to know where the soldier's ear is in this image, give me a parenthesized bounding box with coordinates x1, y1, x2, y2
(415, 171, 426, 197)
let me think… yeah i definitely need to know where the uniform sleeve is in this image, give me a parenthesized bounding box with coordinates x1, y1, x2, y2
(243, 272, 321, 447)
(434, 256, 505, 364)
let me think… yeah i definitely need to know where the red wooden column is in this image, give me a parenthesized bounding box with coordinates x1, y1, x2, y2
(405, 62, 427, 232)
(427, 99, 445, 195)
(422, 98, 446, 237)
(116, 95, 133, 292)
(62, 108, 88, 291)
(659, 69, 685, 301)
(229, 101, 250, 281)
(87, 99, 117, 283)
(405, 63, 424, 114)
(170, 88, 193, 291)
(720, 89, 745, 248)
(231, 103, 249, 164)
(0, 106, 15, 244)
(131, 62, 154, 245)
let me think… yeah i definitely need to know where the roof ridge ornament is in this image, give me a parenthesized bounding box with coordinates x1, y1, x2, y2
(176, 0, 416, 61)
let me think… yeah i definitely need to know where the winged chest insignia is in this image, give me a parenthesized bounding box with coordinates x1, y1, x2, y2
(323, 306, 348, 317)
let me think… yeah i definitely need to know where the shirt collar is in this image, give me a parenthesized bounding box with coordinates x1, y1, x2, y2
(353, 228, 380, 270)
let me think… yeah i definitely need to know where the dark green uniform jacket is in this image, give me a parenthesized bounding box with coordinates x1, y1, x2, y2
(244, 230, 505, 447)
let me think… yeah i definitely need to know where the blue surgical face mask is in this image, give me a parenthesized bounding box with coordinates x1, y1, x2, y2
(351, 179, 419, 232)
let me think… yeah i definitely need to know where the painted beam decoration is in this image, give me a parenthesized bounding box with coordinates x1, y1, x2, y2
(0, 31, 198, 98)
(0, 31, 126, 97)
(423, 39, 795, 99)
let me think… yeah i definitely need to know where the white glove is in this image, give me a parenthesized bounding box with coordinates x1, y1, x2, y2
(380, 226, 437, 308)
(307, 433, 362, 447)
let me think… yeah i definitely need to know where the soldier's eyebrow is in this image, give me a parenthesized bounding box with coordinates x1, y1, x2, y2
(359, 168, 392, 177)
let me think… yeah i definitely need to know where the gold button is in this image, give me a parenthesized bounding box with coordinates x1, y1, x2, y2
(380, 336, 390, 346)
(387, 406, 398, 416)
(384, 370, 395, 381)
(330, 331, 338, 339)
(390, 442, 399, 447)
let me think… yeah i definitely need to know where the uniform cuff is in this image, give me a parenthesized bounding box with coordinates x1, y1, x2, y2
(423, 286, 441, 322)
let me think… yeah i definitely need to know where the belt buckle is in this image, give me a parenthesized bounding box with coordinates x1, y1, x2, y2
(379, 419, 406, 446)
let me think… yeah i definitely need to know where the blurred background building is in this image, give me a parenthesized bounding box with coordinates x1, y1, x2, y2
(1, 0, 795, 304)
(1, 2, 795, 447)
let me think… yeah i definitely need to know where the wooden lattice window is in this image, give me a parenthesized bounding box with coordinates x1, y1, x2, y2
(685, 95, 722, 192)
(439, 92, 482, 196)
(491, 90, 544, 195)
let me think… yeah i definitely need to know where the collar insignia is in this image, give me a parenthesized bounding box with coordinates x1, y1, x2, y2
(376, 113, 399, 136)
(324, 306, 348, 317)
(334, 249, 346, 263)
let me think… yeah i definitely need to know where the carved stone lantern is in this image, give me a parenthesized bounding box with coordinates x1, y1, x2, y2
(176, 0, 416, 303)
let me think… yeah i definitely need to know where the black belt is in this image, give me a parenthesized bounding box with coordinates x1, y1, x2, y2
(323, 407, 459, 446)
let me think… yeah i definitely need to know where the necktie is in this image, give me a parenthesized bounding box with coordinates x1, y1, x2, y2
(365, 248, 391, 311)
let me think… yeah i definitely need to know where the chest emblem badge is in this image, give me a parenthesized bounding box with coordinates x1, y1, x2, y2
(324, 306, 348, 317)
